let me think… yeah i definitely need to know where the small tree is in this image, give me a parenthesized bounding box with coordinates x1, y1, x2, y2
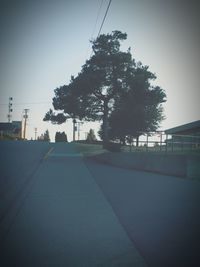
(43, 130, 50, 142)
(37, 134, 44, 141)
(37, 130, 50, 142)
(55, 131, 68, 142)
(86, 129, 97, 143)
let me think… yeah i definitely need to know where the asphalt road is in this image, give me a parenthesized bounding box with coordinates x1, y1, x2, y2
(0, 141, 199, 266)
(0, 141, 146, 267)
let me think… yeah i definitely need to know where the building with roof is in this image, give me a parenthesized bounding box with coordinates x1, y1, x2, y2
(165, 120, 200, 149)
(165, 120, 200, 136)
(0, 121, 22, 140)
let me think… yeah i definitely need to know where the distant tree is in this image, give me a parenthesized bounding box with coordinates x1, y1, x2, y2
(37, 130, 50, 142)
(55, 131, 67, 142)
(43, 129, 50, 142)
(37, 134, 44, 141)
(86, 129, 97, 143)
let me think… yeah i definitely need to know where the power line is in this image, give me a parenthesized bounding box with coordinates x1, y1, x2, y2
(97, 0, 112, 37)
(0, 101, 51, 106)
(85, 0, 104, 59)
(89, 0, 112, 58)
(91, 0, 104, 39)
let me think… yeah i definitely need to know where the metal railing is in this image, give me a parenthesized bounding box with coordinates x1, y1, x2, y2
(122, 132, 200, 153)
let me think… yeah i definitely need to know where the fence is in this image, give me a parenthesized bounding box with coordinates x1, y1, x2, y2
(122, 132, 200, 153)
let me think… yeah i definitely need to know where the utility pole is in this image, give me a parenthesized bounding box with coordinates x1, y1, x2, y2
(34, 127, 37, 140)
(23, 109, 29, 140)
(8, 97, 13, 122)
(77, 121, 83, 140)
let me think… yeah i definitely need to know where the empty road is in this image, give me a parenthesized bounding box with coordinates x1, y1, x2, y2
(0, 141, 199, 266)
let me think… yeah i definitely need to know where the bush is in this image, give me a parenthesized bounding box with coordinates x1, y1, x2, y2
(55, 132, 68, 142)
(104, 142, 121, 152)
(86, 129, 97, 143)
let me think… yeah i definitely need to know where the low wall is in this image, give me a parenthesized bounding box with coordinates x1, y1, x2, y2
(187, 156, 200, 179)
(91, 152, 200, 179)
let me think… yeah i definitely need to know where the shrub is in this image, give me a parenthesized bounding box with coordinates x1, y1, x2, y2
(104, 142, 121, 152)
(55, 132, 68, 142)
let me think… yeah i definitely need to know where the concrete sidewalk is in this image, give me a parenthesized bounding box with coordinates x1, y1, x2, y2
(85, 159, 200, 267)
(1, 143, 147, 266)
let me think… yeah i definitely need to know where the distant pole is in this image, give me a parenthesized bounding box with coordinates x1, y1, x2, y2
(23, 109, 29, 140)
(34, 127, 37, 140)
(171, 135, 174, 152)
(77, 121, 83, 140)
(8, 97, 13, 122)
(160, 132, 162, 152)
(78, 123, 80, 140)
(165, 134, 168, 153)
(146, 133, 149, 152)
(20, 120, 23, 139)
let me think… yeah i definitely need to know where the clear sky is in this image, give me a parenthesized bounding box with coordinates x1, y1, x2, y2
(0, 0, 200, 141)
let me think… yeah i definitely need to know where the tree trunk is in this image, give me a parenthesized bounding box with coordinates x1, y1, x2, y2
(72, 118, 76, 141)
(136, 136, 139, 147)
(102, 100, 109, 148)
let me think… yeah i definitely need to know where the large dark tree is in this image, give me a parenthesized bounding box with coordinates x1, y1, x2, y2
(44, 30, 166, 146)
(44, 31, 134, 146)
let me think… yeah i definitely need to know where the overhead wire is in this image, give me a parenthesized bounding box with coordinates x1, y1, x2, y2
(0, 101, 51, 106)
(0, 1, 113, 109)
(89, 0, 112, 58)
(85, 0, 104, 59)
(91, 0, 104, 40)
(97, 0, 112, 37)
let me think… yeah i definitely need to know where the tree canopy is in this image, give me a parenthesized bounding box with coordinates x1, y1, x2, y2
(107, 64, 166, 144)
(44, 30, 166, 146)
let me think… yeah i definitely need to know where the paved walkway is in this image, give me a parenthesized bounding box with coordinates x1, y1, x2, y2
(1, 143, 147, 266)
(85, 158, 200, 267)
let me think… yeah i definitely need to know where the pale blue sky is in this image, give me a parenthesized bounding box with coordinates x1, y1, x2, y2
(0, 0, 200, 141)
